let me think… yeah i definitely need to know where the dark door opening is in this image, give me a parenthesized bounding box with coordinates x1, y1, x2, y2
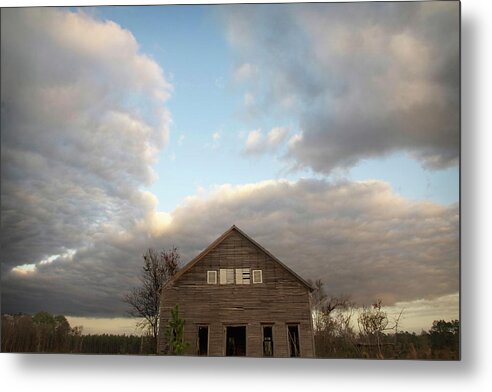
(263, 325, 273, 357)
(288, 325, 300, 357)
(198, 326, 208, 356)
(226, 326, 246, 356)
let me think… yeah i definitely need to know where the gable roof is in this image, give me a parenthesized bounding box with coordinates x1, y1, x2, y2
(166, 225, 314, 291)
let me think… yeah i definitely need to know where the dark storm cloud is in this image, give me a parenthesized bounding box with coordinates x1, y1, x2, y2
(1, 8, 172, 314)
(225, 2, 459, 172)
(3, 178, 458, 316)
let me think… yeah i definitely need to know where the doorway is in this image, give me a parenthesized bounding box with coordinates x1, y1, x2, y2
(262, 325, 273, 357)
(198, 326, 208, 356)
(226, 326, 246, 356)
(287, 325, 300, 357)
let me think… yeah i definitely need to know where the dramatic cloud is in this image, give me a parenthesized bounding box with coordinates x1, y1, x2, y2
(243, 127, 289, 155)
(3, 178, 458, 316)
(224, 2, 459, 172)
(1, 7, 458, 325)
(1, 9, 172, 288)
(163, 179, 459, 307)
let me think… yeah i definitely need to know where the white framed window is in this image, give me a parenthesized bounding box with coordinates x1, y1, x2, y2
(235, 268, 250, 284)
(219, 268, 234, 284)
(207, 270, 217, 284)
(252, 269, 263, 284)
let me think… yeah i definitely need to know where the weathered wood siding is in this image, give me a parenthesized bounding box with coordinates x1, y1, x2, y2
(158, 230, 315, 357)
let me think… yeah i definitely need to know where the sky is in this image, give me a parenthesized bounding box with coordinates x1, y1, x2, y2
(1, 2, 459, 334)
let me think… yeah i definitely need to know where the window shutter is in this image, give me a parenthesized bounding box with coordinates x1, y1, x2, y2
(235, 269, 243, 284)
(207, 271, 217, 284)
(252, 270, 262, 284)
(226, 268, 234, 284)
(242, 269, 250, 284)
(219, 269, 227, 284)
(220, 268, 234, 284)
(236, 268, 250, 284)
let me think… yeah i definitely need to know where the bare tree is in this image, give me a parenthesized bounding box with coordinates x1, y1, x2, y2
(357, 299, 404, 359)
(124, 247, 180, 352)
(311, 279, 354, 332)
(311, 279, 326, 332)
(310, 279, 359, 357)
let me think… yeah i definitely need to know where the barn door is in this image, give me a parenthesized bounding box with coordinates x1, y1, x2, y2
(225, 326, 246, 356)
(197, 326, 208, 356)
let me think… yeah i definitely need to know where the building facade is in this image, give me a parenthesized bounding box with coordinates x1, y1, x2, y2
(158, 225, 315, 357)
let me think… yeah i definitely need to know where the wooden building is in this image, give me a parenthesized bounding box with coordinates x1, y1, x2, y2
(157, 225, 315, 358)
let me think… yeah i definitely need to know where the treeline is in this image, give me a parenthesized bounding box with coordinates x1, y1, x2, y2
(311, 280, 459, 360)
(1, 312, 154, 354)
(314, 320, 459, 359)
(73, 333, 154, 354)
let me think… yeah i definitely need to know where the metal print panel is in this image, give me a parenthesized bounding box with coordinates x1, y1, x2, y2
(0, 1, 460, 359)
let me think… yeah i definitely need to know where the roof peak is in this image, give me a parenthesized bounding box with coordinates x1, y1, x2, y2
(165, 224, 314, 291)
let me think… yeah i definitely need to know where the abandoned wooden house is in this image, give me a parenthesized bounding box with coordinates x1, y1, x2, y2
(158, 225, 315, 357)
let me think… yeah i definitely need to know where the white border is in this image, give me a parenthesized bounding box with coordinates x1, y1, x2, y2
(2, 0, 491, 390)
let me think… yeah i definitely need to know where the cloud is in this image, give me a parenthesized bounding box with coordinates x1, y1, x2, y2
(234, 62, 259, 82)
(3, 177, 457, 316)
(1, 7, 172, 312)
(212, 132, 221, 141)
(384, 294, 459, 332)
(224, 2, 459, 173)
(161, 179, 458, 309)
(1, 7, 458, 322)
(243, 127, 289, 155)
